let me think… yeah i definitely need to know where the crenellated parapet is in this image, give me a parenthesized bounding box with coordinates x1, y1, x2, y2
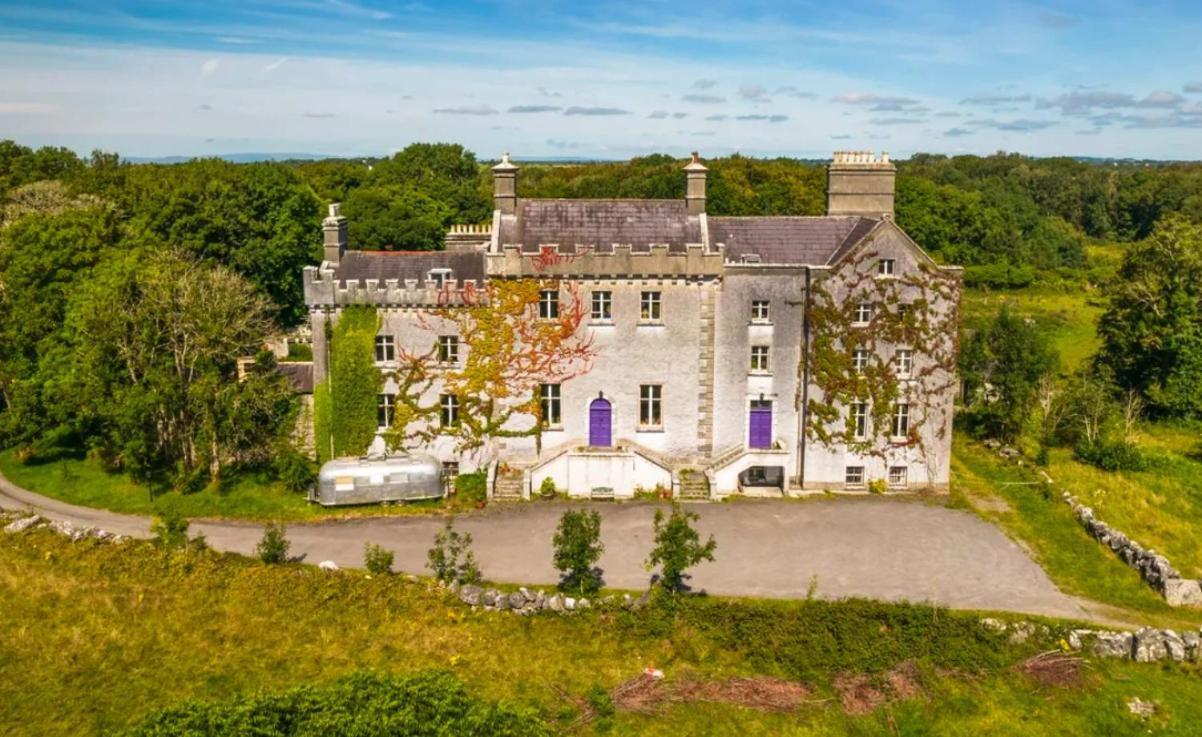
(485, 242, 725, 279)
(303, 264, 486, 307)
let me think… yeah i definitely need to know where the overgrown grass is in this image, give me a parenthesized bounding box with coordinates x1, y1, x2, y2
(961, 284, 1105, 372)
(0, 449, 486, 521)
(2, 529, 1201, 737)
(951, 435, 1202, 627)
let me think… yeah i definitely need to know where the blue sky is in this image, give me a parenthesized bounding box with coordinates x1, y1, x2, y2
(1, 1, 1201, 159)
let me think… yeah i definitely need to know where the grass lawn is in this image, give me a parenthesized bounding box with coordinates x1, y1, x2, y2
(0, 449, 486, 521)
(3, 528, 1202, 737)
(960, 284, 1105, 372)
(951, 434, 1202, 629)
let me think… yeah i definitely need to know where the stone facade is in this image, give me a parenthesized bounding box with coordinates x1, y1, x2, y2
(303, 151, 961, 499)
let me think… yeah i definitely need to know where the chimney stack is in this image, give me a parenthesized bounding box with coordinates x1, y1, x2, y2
(684, 151, 708, 215)
(323, 203, 348, 265)
(826, 150, 896, 219)
(492, 152, 519, 215)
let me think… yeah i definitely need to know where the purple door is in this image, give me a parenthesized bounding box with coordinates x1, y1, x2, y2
(749, 400, 772, 449)
(589, 398, 612, 447)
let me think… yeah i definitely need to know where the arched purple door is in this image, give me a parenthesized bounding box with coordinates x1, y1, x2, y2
(589, 397, 612, 447)
(749, 400, 772, 449)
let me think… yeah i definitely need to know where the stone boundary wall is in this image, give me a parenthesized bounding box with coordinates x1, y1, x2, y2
(981, 439, 1202, 608)
(981, 617, 1202, 664)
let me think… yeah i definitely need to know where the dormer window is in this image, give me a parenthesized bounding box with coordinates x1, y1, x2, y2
(429, 268, 452, 287)
(877, 259, 896, 277)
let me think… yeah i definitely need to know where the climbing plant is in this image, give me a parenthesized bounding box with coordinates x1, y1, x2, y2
(805, 244, 960, 471)
(382, 278, 595, 456)
(314, 305, 381, 461)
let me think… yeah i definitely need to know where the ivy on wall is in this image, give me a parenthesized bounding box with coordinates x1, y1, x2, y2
(382, 278, 596, 457)
(806, 244, 960, 470)
(314, 305, 381, 462)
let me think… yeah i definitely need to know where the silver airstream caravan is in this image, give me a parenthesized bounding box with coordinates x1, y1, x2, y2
(311, 454, 445, 506)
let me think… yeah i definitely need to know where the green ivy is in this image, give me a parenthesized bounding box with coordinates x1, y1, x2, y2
(316, 305, 381, 461)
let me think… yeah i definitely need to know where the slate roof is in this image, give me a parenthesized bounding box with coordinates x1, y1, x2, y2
(333, 249, 485, 286)
(277, 362, 314, 394)
(709, 216, 879, 265)
(497, 199, 702, 253)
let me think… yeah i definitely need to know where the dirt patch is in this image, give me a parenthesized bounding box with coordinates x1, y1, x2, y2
(835, 661, 925, 715)
(1018, 651, 1087, 688)
(569, 672, 812, 720)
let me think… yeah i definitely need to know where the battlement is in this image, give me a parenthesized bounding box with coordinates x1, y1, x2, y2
(303, 265, 486, 307)
(831, 150, 892, 166)
(486, 242, 725, 278)
(444, 223, 492, 253)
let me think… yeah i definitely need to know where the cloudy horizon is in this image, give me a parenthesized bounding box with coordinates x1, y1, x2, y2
(1, 1, 1201, 160)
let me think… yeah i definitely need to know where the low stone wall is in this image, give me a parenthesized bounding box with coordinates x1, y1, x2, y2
(981, 439, 1201, 608)
(3, 513, 128, 544)
(447, 580, 651, 615)
(1061, 491, 1202, 607)
(981, 618, 1202, 663)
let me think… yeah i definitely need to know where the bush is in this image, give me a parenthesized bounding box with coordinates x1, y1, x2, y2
(552, 509, 605, 595)
(455, 471, 487, 504)
(364, 542, 394, 575)
(125, 670, 549, 737)
(274, 445, 317, 493)
(150, 507, 190, 550)
(256, 522, 290, 564)
(867, 478, 887, 494)
(538, 476, 558, 499)
(645, 504, 717, 592)
(962, 263, 1037, 289)
(1074, 439, 1149, 472)
(427, 518, 481, 584)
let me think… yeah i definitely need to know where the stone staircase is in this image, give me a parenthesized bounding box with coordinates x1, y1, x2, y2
(493, 467, 525, 501)
(678, 469, 710, 500)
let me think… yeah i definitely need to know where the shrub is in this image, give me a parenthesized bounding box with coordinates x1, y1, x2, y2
(1074, 439, 1149, 472)
(455, 471, 487, 504)
(538, 476, 558, 499)
(274, 445, 317, 493)
(962, 263, 1036, 289)
(552, 509, 605, 595)
(867, 478, 887, 494)
(645, 503, 717, 592)
(256, 522, 290, 564)
(150, 507, 191, 550)
(124, 670, 549, 737)
(364, 542, 394, 575)
(427, 518, 482, 584)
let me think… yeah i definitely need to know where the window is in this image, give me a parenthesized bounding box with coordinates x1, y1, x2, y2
(845, 466, 865, 486)
(639, 385, 662, 427)
(877, 258, 896, 276)
(854, 302, 873, 324)
(538, 289, 559, 319)
(438, 335, 459, 364)
(889, 466, 908, 486)
(894, 349, 913, 377)
(539, 383, 561, 427)
(891, 403, 910, 438)
(751, 300, 770, 322)
(750, 345, 770, 372)
(429, 268, 452, 287)
(375, 335, 395, 363)
(377, 393, 395, 429)
(849, 402, 868, 439)
(440, 394, 460, 427)
(640, 291, 662, 322)
(852, 349, 869, 374)
(591, 290, 612, 321)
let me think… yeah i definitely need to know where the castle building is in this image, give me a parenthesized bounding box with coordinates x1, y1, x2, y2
(303, 152, 961, 500)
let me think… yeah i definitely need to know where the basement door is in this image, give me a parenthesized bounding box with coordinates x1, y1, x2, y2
(749, 400, 772, 449)
(589, 397, 612, 448)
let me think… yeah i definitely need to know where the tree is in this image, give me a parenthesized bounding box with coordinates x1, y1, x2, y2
(65, 250, 296, 485)
(364, 542, 394, 575)
(645, 504, 716, 592)
(256, 522, 290, 564)
(343, 184, 452, 250)
(1096, 215, 1202, 417)
(552, 509, 605, 595)
(960, 306, 1060, 441)
(427, 518, 481, 585)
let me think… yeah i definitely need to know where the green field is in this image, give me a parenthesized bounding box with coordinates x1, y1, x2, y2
(0, 449, 486, 521)
(3, 528, 1201, 737)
